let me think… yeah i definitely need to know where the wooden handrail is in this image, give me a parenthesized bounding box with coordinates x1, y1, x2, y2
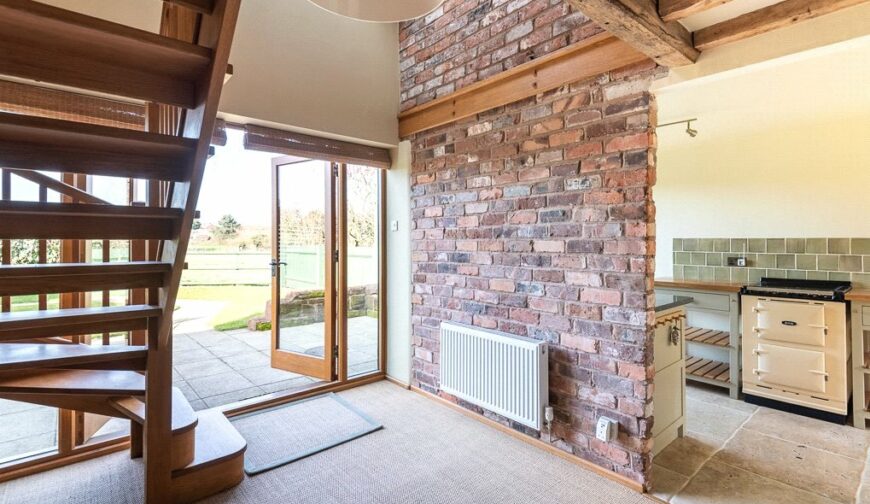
(5, 169, 111, 205)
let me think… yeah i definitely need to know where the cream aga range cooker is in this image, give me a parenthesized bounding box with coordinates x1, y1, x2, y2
(741, 278, 852, 423)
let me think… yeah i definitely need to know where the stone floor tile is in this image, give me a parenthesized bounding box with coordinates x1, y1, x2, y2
(652, 464, 689, 502)
(201, 386, 265, 408)
(685, 398, 751, 443)
(186, 371, 256, 399)
(673, 460, 841, 504)
(175, 358, 234, 381)
(713, 428, 863, 503)
(220, 351, 270, 370)
(654, 434, 718, 477)
(742, 407, 870, 460)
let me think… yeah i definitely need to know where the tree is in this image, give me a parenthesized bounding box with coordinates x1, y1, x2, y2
(214, 214, 241, 241)
(192, 219, 202, 230)
(346, 167, 377, 247)
(11, 240, 60, 264)
(251, 233, 268, 250)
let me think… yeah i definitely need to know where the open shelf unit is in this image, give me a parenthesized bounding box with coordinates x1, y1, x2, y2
(656, 285, 741, 398)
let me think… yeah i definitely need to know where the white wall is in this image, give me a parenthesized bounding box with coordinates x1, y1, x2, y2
(385, 141, 412, 384)
(654, 37, 870, 278)
(40, 0, 399, 147)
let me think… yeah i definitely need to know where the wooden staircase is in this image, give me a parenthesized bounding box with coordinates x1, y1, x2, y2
(0, 1, 243, 502)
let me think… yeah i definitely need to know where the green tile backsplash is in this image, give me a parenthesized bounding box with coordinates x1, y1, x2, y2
(672, 238, 870, 288)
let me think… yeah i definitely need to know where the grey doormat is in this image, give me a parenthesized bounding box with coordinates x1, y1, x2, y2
(230, 392, 382, 475)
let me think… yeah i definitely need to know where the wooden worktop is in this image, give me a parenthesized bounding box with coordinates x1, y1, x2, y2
(847, 290, 870, 303)
(655, 277, 743, 293)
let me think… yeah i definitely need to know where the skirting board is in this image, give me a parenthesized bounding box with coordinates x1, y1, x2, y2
(405, 384, 649, 496)
(385, 375, 410, 389)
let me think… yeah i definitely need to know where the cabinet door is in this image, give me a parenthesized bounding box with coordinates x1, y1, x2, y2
(653, 362, 684, 437)
(654, 321, 683, 372)
(752, 299, 826, 347)
(754, 343, 826, 393)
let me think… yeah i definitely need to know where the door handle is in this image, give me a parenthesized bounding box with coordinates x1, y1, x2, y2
(269, 259, 287, 277)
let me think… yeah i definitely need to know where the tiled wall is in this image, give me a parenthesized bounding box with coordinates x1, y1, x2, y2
(672, 238, 870, 287)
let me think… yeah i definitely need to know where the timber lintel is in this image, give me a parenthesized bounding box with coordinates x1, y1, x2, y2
(398, 32, 649, 138)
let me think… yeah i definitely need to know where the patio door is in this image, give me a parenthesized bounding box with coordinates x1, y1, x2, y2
(270, 156, 337, 381)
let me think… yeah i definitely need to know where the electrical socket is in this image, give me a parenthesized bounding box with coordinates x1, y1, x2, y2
(595, 417, 617, 442)
(544, 406, 554, 423)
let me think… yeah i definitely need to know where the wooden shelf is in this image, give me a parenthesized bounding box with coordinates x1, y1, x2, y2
(686, 357, 730, 384)
(685, 327, 730, 347)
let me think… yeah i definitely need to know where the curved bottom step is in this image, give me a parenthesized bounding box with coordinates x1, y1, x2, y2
(171, 409, 247, 503)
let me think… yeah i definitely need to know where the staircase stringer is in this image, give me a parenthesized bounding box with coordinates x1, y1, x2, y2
(143, 2, 241, 503)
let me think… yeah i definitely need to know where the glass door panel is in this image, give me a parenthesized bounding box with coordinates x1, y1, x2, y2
(270, 157, 336, 381)
(344, 165, 381, 377)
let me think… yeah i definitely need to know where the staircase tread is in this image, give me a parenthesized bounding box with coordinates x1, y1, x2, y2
(0, 112, 197, 149)
(174, 409, 246, 478)
(0, 261, 172, 276)
(111, 388, 198, 434)
(0, 201, 182, 240)
(0, 369, 145, 395)
(0, 0, 210, 106)
(0, 343, 147, 371)
(0, 262, 172, 297)
(0, 112, 196, 182)
(0, 305, 163, 329)
(0, 200, 183, 218)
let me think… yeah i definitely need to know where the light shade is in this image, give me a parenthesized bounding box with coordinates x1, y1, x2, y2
(308, 0, 445, 23)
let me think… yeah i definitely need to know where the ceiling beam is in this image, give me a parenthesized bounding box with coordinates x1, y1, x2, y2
(659, 0, 735, 22)
(694, 0, 870, 50)
(567, 0, 699, 67)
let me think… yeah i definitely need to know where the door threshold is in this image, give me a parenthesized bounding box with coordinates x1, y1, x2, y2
(218, 372, 385, 418)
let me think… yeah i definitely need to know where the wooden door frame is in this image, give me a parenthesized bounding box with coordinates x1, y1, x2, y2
(270, 156, 337, 381)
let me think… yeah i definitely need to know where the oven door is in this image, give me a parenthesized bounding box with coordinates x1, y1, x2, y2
(753, 343, 827, 393)
(750, 298, 826, 347)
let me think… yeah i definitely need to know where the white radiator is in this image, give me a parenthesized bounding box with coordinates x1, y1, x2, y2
(440, 322, 548, 430)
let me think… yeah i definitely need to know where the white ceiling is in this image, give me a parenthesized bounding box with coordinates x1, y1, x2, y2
(678, 0, 786, 32)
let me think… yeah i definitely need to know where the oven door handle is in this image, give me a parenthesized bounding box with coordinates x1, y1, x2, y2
(751, 348, 767, 356)
(752, 306, 766, 313)
(752, 368, 767, 376)
(808, 370, 829, 378)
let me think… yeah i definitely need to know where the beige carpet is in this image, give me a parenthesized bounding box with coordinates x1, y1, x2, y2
(0, 381, 657, 504)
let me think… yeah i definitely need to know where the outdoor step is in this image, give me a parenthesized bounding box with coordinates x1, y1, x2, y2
(0, 201, 182, 240)
(171, 409, 247, 504)
(0, 368, 145, 395)
(0, 305, 162, 341)
(0, 112, 196, 182)
(0, 0, 211, 108)
(111, 387, 199, 470)
(0, 343, 147, 372)
(0, 262, 171, 297)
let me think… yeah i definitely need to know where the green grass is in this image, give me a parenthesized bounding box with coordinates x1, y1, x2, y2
(177, 285, 270, 331)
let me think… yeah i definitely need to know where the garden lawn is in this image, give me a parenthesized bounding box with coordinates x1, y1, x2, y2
(177, 285, 270, 331)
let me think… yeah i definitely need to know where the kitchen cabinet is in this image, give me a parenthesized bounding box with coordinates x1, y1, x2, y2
(652, 296, 689, 455)
(656, 279, 741, 399)
(850, 291, 870, 428)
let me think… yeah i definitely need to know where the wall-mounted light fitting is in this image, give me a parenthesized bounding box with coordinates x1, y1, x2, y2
(658, 118, 699, 138)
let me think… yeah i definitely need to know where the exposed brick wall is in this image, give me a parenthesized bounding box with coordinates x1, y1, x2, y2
(399, 0, 603, 111)
(408, 60, 660, 485)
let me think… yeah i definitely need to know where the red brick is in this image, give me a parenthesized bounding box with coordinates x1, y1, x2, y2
(489, 278, 516, 292)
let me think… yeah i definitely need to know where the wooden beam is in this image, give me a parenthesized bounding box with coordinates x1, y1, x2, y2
(398, 33, 649, 137)
(566, 0, 698, 67)
(694, 0, 870, 50)
(659, 0, 735, 22)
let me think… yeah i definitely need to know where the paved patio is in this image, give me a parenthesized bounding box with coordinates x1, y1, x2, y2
(0, 316, 379, 464)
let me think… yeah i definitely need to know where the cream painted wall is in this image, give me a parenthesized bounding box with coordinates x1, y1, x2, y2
(39, 0, 399, 146)
(654, 37, 870, 278)
(386, 141, 412, 384)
